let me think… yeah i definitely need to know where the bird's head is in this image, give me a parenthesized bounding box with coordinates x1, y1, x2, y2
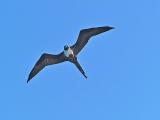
(64, 45, 69, 51)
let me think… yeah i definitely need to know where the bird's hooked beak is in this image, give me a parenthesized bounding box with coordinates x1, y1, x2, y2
(64, 45, 69, 50)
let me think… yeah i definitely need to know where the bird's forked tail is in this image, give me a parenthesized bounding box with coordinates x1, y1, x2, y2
(73, 60, 87, 79)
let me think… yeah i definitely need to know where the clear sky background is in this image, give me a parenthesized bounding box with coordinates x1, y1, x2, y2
(0, 0, 160, 120)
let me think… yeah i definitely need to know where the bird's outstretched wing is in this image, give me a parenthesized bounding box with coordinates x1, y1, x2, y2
(27, 52, 66, 83)
(71, 26, 114, 55)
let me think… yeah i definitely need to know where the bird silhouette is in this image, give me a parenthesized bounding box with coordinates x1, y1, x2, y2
(27, 26, 114, 83)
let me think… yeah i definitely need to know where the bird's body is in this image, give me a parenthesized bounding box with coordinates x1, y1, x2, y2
(64, 47, 74, 58)
(27, 26, 114, 83)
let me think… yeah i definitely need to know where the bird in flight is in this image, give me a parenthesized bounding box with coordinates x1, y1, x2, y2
(27, 26, 114, 83)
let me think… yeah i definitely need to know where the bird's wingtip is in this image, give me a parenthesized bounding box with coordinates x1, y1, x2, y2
(27, 77, 30, 83)
(102, 26, 114, 31)
(107, 26, 114, 29)
(27, 80, 29, 83)
(111, 26, 115, 29)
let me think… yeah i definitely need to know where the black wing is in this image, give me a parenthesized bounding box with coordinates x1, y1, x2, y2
(71, 26, 114, 55)
(27, 52, 66, 82)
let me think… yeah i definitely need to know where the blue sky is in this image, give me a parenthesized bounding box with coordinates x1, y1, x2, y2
(0, 0, 160, 120)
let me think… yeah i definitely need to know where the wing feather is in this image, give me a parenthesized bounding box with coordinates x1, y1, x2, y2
(71, 26, 114, 55)
(27, 52, 66, 82)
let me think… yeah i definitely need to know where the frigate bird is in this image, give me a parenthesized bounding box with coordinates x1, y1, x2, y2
(27, 26, 114, 83)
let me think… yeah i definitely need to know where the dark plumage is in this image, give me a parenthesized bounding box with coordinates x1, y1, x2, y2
(71, 26, 113, 55)
(27, 26, 114, 83)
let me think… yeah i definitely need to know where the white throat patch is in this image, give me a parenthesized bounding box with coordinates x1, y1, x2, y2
(64, 47, 74, 57)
